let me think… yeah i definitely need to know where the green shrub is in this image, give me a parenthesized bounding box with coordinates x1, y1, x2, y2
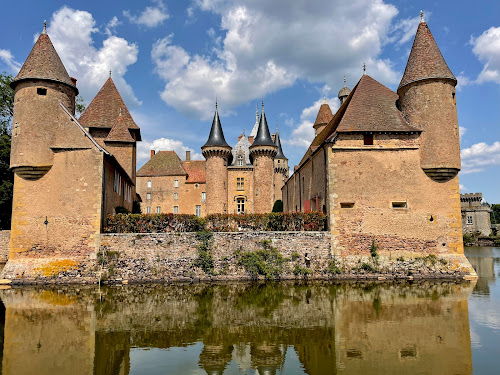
(324, 260, 341, 275)
(236, 246, 285, 280)
(291, 251, 300, 261)
(293, 265, 312, 277)
(360, 262, 376, 272)
(115, 206, 130, 214)
(370, 239, 379, 259)
(423, 254, 437, 266)
(272, 200, 283, 212)
(194, 231, 215, 275)
(132, 201, 142, 214)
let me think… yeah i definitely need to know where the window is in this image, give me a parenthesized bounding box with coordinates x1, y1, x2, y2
(37, 88, 47, 96)
(195, 183, 199, 189)
(237, 177, 244, 191)
(156, 206, 161, 214)
(340, 202, 355, 208)
(124, 183, 131, 202)
(147, 193, 151, 200)
(174, 192, 178, 200)
(174, 179, 179, 187)
(364, 134, 374, 145)
(113, 170, 122, 195)
(146, 206, 151, 214)
(237, 155, 243, 166)
(237, 198, 245, 214)
(467, 216, 473, 225)
(147, 180, 152, 188)
(173, 206, 179, 214)
(195, 205, 201, 217)
(392, 201, 407, 208)
(278, 160, 280, 164)
(202, 192, 206, 202)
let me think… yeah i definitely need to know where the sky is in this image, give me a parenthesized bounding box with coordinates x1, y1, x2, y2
(1, 0, 499, 203)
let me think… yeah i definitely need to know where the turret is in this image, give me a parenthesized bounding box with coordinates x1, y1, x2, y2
(249, 102, 277, 213)
(338, 76, 351, 106)
(313, 99, 333, 136)
(10, 22, 78, 179)
(202, 102, 231, 214)
(398, 12, 460, 182)
(273, 125, 288, 203)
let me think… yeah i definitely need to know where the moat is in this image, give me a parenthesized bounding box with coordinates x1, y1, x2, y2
(0, 247, 497, 375)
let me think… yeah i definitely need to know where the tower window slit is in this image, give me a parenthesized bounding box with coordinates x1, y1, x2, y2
(37, 88, 47, 96)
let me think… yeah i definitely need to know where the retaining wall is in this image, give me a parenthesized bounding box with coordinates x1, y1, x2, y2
(0, 231, 9, 263)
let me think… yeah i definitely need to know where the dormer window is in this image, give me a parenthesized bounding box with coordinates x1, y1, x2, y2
(237, 155, 243, 166)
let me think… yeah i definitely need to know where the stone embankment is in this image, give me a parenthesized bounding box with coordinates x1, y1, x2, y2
(0, 231, 477, 284)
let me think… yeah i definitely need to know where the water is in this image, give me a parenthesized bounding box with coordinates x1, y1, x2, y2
(0, 247, 497, 374)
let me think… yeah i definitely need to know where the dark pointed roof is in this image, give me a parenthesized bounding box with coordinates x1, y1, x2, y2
(251, 109, 275, 147)
(137, 151, 187, 177)
(202, 108, 230, 148)
(274, 130, 287, 160)
(79, 77, 141, 140)
(104, 113, 135, 143)
(398, 21, 456, 91)
(12, 31, 78, 93)
(335, 75, 418, 133)
(313, 101, 333, 128)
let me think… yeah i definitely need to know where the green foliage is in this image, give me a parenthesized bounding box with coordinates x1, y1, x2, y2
(105, 212, 327, 233)
(423, 254, 438, 266)
(293, 265, 312, 277)
(491, 204, 500, 225)
(291, 251, 300, 261)
(97, 249, 120, 266)
(194, 231, 215, 275)
(236, 245, 285, 280)
(76, 95, 86, 116)
(132, 201, 142, 214)
(463, 233, 475, 245)
(359, 262, 377, 272)
(115, 206, 130, 214)
(324, 260, 341, 275)
(396, 256, 405, 262)
(370, 239, 379, 259)
(0, 73, 14, 229)
(272, 200, 283, 213)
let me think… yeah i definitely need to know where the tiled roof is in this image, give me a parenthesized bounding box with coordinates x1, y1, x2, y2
(335, 75, 418, 133)
(398, 21, 456, 91)
(137, 151, 187, 177)
(313, 102, 333, 127)
(12, 32, 77, 93)
(79, 77, 141, 138)
(182, 161, 206, 183)
(104, 114, 135, 143)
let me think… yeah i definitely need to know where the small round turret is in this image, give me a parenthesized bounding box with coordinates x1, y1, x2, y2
(338, 76, 351, 105)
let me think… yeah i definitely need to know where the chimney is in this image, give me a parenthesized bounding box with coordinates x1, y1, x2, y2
(238, 134, 244, 141)
(248, 136, 254, 144)
(186, 150, 191, 162)
(151, 149, 155, 159)
(70, 77, 77, 86)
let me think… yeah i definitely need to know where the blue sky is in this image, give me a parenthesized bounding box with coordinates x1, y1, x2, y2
(1, 0, 499, 202)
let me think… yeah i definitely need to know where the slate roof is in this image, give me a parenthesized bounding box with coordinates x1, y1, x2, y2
(79, 77, 141, 140)
(313, 102, 333, 127)
(105, 114, 135, 143)
(12, 31, 78, 93)
(231, 135, 252, 166)
(398, 21, 456, 91)
(251, 109, 275, 147)
(274, 130, 287, 160)
(249, 108, 260, 139)
(203, 108, 230, 148)
(182, 161, 206, 183)
(137, 151, 187, 177)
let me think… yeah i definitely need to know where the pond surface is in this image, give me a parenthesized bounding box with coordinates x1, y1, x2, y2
(0, 247, 497, 375)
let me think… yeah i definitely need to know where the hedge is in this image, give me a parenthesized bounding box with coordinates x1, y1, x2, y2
(104, 212, 327, 233)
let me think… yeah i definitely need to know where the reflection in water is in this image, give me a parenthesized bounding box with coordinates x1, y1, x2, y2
(0, 281, 476, 375)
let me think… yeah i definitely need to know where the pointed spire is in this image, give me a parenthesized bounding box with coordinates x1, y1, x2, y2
(323, 97, 327, 104)
(202, 102, 230, 148)
(109, 69, 112, 78)
(274, 125, 287, 160)
(343, 75, 347, 87)
(363, 63, 366, 75)
(398, 17, 456, 91)
(42, 20, 47, 34)
(251, 100, 275, 147)
(420, 10, 424, 23)
(314, 99, 334, 129)
(11, 26, 77, 92)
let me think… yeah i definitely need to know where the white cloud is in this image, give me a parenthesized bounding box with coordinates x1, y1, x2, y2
(390, 13, 424, 46)
(285, 97, 340, 149)
(0, 49, 21, 73)
(460, 141, 500, 174)
(471, 26, 500, 84)
(46, 6, 140, 107)
(105, 16, 121, 36)
(456, 73, 472, 92)
(124, 0, 169, 28)
(459, 126, 467, 139)
(459, 184, 467, 192)
(153, 0, 403, 119)
(137, 137, 203, 167)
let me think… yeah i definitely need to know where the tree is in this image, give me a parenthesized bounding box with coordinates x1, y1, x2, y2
(272, 200, 283, 212)
(0, 73, 14, 229)
(76, 95, 86, 116)
(491, 204, 500, 225)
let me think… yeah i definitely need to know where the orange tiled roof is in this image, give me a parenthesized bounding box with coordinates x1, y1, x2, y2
(79, 77, 141, 139)
(137, 151, 187, 177)
(12, 32, 77, 92)
(398, 22, 456, 91)
(105, 114, 134, 143)
(182, 160, 206, 183)
(313, 103, 333, 127)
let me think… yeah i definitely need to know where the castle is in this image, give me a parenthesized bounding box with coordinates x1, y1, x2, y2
(283, 15, 465, 256)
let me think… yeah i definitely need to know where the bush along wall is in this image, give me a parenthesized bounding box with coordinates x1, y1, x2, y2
(104, 212, 327, 233)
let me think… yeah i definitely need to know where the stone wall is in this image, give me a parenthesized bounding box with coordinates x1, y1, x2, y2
(0, 230, 10, 263)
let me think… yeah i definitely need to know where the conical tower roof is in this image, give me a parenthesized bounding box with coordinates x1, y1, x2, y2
(398, 19, 456, 91)
(105, 112, 135, 143)
(12, 25, 77, 93)
(251, 105, 275, 147)
(202, 106, 230, 148)
(274, 130, 287, 160)
(313, 99, 333, 128)
(79, 76, 141, 140)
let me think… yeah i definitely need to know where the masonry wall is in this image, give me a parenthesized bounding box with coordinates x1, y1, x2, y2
(252, 154, 275, 214)
(0, 230, 10, 263)
(227, 169, 254, 214)
(462, 209, 491, 236)
(103, 159, 133, 217)
(328, 133, 464, 257)
(105, 142, 136, 182)
(205, 156, 228, 214)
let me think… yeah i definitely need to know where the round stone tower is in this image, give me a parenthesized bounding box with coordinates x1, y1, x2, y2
(202, 103, 231, 214)
(249, 103, 277, 213)
(397, 14, 460, 182)
(10, 23, 78, 179)
(273, 127, 288, 204)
